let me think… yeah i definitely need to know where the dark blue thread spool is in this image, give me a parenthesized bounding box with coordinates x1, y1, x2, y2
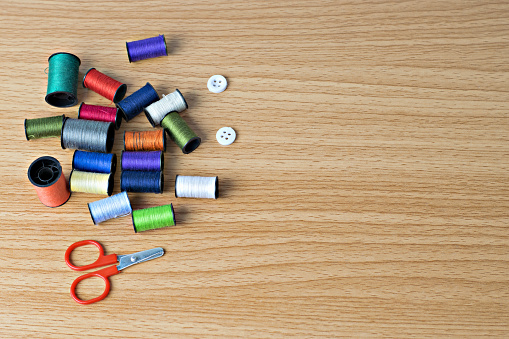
(120, 171, 163, 193)
(116, 82, 159, 122)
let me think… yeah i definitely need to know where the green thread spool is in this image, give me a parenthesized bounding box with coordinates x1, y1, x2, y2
(160, 112, 201, 154)
(24, 115, 65, 140)
(46, 52, 81, 107)
(131, 203, 175, 233)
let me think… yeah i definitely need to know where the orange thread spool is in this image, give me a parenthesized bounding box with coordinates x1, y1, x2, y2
(28, 156, 71, 207)
(124, 130, 166, 151)
(83, 68, 127, 103)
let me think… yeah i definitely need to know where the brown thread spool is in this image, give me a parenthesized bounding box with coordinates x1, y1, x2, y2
(124, 130, 166, 151)
(28, 156, 70, 207)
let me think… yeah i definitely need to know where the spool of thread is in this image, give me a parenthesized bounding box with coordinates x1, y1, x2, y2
(126, 35, 168, 63)
(27, 156, 70, 207)
(72, 150, 116, 174)
(61, 118, 115, 153)
(121, 171, 163, 193)
(88, 191, 132, 225)
(24, 115, 65, 140)
(82, 68, 127, 103)
(116, 82, 159, 121)
(121, 151, 163, 172)
(124, 130, 166, 151)
(161, 112, 201, 154)
(78, 103, 122, 130)
(144, 89, 188, 127)
(132, 204, 175, 233)
(175, 175, 218, 199)
(45, 52, 80, 107)
(69, 170, 113, 196)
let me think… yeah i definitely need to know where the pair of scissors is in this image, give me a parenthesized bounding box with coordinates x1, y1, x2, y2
(65, 240, 164, 305)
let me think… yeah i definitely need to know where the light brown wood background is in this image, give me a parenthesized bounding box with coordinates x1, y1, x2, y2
(0, 0, 508, 337)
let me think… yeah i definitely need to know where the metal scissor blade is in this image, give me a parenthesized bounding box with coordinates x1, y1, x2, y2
(116, 247, 164, 271)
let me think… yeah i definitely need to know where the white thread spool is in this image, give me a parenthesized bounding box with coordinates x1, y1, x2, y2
(175, 175, 218, 199)
(144, 89, 188, 127)
(88, 192, 132, 225)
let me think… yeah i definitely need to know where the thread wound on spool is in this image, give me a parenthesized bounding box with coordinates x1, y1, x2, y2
(82, 68, 127, 103)
(124, 130, 166, 151)
(121, 170, 163, 193)
(69, 170, 114, 196)
(72, 150, 116, 174)
(28, 156, 71, 207)
(45, 52, 81, 108)
(126, 35, 168, 63)
(121, 151, 163, 172)
(161, 112, 201, 154)
(24, 115, 65, 140)
(88, 191, 132, 225)
(61, 118, 115, 153)
(78, 102, 121, 130)
(131, 203, 175, 233)
(144, 89, 188, 127)
(175, 175, 218, 199)
(116, 82, 159, 122)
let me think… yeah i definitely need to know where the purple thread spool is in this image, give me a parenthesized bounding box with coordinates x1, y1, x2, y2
(126, 35, 168, 62)
(121, 151, 163, 172)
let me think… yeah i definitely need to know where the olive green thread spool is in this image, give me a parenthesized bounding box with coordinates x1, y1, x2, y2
(24, 115, 65, 140)
(160, 112, 201, 154)
(45, 52, 81, 107)
(131, 204, 175, 233)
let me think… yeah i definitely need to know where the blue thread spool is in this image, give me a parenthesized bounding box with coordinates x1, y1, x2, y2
(116, 83, 159, 122)
(120, 170, 163, 193)
(88, 191, 132, 225)
(72, 150, 116, 174)
(126, 35, 168, 63)
(45, 52, 81, 108)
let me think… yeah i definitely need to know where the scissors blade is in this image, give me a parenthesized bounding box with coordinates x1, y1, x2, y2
(117, 247, 164, 271)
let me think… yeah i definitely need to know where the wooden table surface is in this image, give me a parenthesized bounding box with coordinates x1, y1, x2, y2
(1, 0, 508, 337)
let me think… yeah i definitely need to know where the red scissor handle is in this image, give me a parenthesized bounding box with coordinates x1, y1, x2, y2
(65, 240, 117, 271)
(70, 265, 120, 304)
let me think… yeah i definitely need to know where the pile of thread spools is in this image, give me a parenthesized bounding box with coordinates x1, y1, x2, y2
(26, 35, 223, 233)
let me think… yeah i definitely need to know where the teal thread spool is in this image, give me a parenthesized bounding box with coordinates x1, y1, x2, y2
(24, 115, 65, 140)
(45, 52, 81, 107)
(131, 204, 175, 233)
(160, 112, 201, 154)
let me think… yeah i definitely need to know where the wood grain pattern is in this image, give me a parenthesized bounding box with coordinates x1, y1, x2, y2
(0, 0, 508, 337)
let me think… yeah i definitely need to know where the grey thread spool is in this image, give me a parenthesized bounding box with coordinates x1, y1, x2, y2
(61, 118, 115, 153)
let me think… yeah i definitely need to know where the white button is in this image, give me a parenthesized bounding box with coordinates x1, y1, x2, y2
(216, 127, 236, 145)
(207, 75, 227, 93)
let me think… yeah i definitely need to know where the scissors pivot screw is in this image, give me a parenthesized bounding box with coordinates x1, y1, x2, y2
(131, 256, 137, 262)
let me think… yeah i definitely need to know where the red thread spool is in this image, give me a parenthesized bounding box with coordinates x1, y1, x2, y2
(78, 103, 122, 130)
(28, 156, 71, 208)
(83, 68, 127, 103)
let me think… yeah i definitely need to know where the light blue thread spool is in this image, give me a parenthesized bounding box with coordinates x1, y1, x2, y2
(88, 191, 132, 225)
